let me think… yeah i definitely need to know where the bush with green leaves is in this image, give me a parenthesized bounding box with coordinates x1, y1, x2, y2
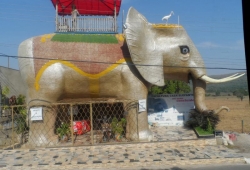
(56, 123, 71, 140)
(185, 109, 220, 131)
(111, 117, 126, 135)
(14, 95, 28, 134)
(149, 80, 191, 95)
(1, 86, 10, 108)
(0, 86, 28, 135)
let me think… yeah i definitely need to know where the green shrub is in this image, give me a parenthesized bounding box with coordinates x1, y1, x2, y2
(111, 117, 126, 135)
(51, 34, 118, 44)
(185, 109, 220, 131)
(56, 123, 71, 140)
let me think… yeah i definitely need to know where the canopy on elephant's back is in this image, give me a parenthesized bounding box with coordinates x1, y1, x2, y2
(51, 0, 122, 16)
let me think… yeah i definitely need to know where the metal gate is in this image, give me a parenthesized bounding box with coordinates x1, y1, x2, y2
(0, 100, 139, 149)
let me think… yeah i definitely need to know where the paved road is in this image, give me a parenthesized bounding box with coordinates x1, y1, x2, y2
(185, 164, 250, 170)
(233, 133, 250, 153)
(0, 141, 248, 170)
(0, 127, 249, 169)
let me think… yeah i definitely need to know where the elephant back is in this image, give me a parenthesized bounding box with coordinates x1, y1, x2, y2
(32, 34, 130, 76)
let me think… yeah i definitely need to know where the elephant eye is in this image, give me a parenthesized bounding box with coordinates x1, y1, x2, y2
(179, 46, 190, 54)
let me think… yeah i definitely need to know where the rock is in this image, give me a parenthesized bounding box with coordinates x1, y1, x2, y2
(244, 157, 250, 164)
(152, 122, 158, 127)
(148, 135, 153, 142)
(223, 132, 229, 141)
(227, 139, 234, 145)
(222, 137, 228, 146)
(223, 131, 235, 145)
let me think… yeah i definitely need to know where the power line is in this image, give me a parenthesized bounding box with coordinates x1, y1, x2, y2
(0, 52, 246, 63)
(0, 53, 246, 71)
(0, 43, 246, 62)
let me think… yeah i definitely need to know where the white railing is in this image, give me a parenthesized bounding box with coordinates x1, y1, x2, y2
(56, 16, 117, 33)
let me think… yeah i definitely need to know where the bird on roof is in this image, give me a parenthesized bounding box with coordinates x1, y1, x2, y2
(162, 11, 174, 24)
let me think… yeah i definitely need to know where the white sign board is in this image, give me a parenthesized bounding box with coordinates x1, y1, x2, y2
(30, 107, 43, 121)
(138, 99, 147, 112)
(148, 94, 194, 126)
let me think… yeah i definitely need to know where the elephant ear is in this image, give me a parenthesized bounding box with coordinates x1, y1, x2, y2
(124, 7, 164, 86)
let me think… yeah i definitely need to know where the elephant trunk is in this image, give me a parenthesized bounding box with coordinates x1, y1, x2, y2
(192, 77, 229, 114)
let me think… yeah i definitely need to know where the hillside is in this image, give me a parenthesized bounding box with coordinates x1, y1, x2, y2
(206, 72, 248, 94)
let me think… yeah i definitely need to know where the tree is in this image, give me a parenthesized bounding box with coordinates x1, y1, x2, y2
(1, 86, 10, 106)
(215, 90, 220, 96)
(233, 88, 248, 96)
(149, 80, 191, 95)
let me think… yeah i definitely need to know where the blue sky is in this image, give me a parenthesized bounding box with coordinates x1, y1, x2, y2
(0, 0, 246, 75)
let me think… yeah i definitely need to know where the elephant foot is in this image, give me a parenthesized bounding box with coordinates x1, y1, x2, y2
(126, 129, 153, 142)
(25, 132, 58, 148)
(139, 129, 153, 142)
(25, 105, 58, 147)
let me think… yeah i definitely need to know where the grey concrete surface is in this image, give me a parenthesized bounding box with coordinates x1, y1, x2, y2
(0, 125, 249, 170)
(0, 122, 249, 170)
(233, 134, 250, 152)
(0, 143, 246, 170)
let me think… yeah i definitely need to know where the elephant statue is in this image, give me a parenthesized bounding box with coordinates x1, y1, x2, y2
(18, 7, 244, 146)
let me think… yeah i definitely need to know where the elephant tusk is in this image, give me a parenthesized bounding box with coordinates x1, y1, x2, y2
(200, 73, 245, 83)
(205, 73, 239, 84)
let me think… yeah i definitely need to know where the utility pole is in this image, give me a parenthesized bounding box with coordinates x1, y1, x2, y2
(242, 0, 250, 105)
(114, 0, 117, 32)
(122, 10, 124, 33)
(0, 82, 2, 116)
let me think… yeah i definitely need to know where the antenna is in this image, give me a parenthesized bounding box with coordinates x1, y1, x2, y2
(178, 15, 180, 30)
(0, 82, 1, 117)
(122, 10, 124, 33)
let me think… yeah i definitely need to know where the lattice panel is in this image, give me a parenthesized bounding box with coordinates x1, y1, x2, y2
(0, 100, 139, 149)
(0, 105, 29, 149)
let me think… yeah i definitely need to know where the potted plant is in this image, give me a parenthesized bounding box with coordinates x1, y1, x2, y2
(111, 117, 126, 141)
(56, 122, 71, 142)
(185, 109, 219, 138)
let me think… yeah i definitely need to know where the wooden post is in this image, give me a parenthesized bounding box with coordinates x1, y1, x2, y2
(114, 1, 117, 32)
(11, 106, 14, 149)
(242, 120, 244, 133)
(71, 104, 74, 146)
(122, 10, 124, 33)
(0, 83, 2, 116)
(56, 3, 58, 32)
(136, 102, 139, 141)
(178, 16, 179, 30)
(90, 103, 94, 145)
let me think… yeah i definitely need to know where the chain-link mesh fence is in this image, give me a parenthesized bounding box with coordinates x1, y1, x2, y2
(0, 105, 28, 149)
(0, 100, 139, 149)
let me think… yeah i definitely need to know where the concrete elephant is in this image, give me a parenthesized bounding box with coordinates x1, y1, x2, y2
(18, 7, 243, 145)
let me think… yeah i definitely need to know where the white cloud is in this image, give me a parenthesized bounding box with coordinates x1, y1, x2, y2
(232, 39, 244, 50)
(121, 0, 133, 5)
(196, 42, 220, 48)
(197, 39, 245, 50)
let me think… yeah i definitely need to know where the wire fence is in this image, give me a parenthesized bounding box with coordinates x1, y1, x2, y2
(0, 100, 139, 149)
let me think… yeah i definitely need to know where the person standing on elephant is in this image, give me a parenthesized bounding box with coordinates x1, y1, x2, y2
(71, 5, 79, 31)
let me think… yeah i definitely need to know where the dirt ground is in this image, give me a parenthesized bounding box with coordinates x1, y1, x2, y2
(205, 96, 250, 133)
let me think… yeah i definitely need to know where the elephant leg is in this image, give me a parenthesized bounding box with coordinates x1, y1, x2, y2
(125, 103, 152, 141)
(116, 66, 151, 141)
(26, 65, 65, 147)
(27, 107, 58, 147)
